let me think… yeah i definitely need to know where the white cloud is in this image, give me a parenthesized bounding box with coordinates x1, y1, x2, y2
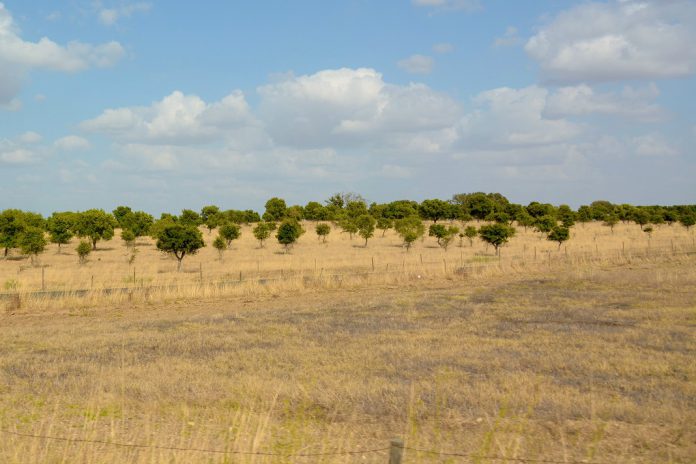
(54, 135, 91, 151)
(493, 26, 520, 47)
(19, 131, 42, 144)
(457, 86, 582, 149)
(0, 97, 21, 111)
(544, 83, 664, 121)
(525, 0, 696, 83)
(412, 0, 482, 13)
(397, 54, 434, 74)
(432, 42, 454, 54)
(257, 67, 461, 150)
(0, 137, 37, 165)
(98, 2, 151, 26)
(81, 90, 261, 145)
(0, 3, 125, 107)
(632, 134, 679, 157)
(381, 164, 412, 178)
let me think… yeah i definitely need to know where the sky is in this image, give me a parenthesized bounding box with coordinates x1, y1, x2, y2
(1, 0, 695, 215)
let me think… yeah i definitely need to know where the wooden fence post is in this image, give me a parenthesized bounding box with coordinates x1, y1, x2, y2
(372, 256, 375, 271)
(199, 263, 203, 283)
(41, 267, 45, 291)
(389, 438, 404, 464)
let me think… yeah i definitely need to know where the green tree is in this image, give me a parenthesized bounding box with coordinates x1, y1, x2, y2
(212, 235, 227, 261)
(121, 229, 136, 249)
(338, 218, 358, 240)
(534, 215, 557, 234)
(315, 223, 331, 242)
(285, 205, 305, 221)
(376, 217, 393, 237)
(632, 208, 651, 230)
(355, 214, 376, 247)
(428, 224, 449, 246)
(419, 199, 451, 223)
(179, 209, 202, 227)
(0, 209, 27, 257)
(19, 227, 47, 265)
(547, 226, 570, 250)
(603, 215, 619, 233)
(156, 224, 205, 271)
(394, 217, 425, 251)
(304, 201, 328, 221)
(515, 210, 535, 231)
(464, 226, 478, 246)
(200, 205, 221, 223)
(47, 212, 75, 252)
(680, 213, 696, 231)
(478, 223, 516, 255)
(73, 209, 117, 250)
(276, 218, 304, 252)
(219, 223, 241, 247)
(253, 222, 274, 248)
(121, 211, 154, 238)
(557, 205, 576, 228)
(76, 241, 91, 264)
(112, 206, 133, 227)
(263, 197, 287, 222)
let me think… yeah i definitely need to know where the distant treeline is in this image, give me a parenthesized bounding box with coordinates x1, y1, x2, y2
(2, 192, 695, 258)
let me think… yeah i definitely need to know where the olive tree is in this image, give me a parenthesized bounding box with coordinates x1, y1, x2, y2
(276, 218, 304, 252)
(0, 209, 26, 257)
(76, 241, 91, 264)
(219, 223, 241, 247)
(547, 226, 570, 250)
(156, 224, 205, 271)
(478, 223, 516, 255)
(19, 227, 47, 265)
(394, 217, 425, 251)
(315, 223, 331, 242)
(356, 214, 376, 247)
(376, 217, 392, 237)
(47, 212, 74, 251)
(212, 235, 227, 261)
(463, 225, 478, 247)
(253, 222, 274, 248)
(73, 209, 117, 250)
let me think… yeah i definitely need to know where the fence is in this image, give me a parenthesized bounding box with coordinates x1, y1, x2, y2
(0, 428, 616, 463)
(1, 243, 694, 306)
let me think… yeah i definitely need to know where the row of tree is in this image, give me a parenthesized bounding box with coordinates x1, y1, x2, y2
(1, 193, 694, 269)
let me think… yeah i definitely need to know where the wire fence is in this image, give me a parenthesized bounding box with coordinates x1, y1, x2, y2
(1, 243, 694, 303)
(0, 427, 619, 463)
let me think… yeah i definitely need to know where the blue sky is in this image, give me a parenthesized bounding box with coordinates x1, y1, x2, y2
(1, 0, 694, 215)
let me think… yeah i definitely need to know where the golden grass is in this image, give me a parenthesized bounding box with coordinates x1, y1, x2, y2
(0, 222, 695, 462)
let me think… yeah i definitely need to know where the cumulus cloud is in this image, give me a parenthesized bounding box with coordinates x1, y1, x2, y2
(54, 135, 91, 151)
(525, 0, 696, 83)
(98, 2, 151, 26)
(632, 134, 679, 157)
(0, 137, 37, 165)
(457, 86, 582, 150)
(257, 68, 461, 149)
(544, 83, 664, 121)
(81, 90, 261, 145)
(0, 3, 125, 107)
(19, 131, 42, 144)
(397, 54, 434, 74)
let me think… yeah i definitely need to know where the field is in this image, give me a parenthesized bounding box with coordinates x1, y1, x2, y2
(0, 222, 695, 463)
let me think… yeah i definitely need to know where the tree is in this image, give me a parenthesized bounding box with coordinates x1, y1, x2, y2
(156, 224, 205, 271)
(478, 223, 516, 255)
(376, 217, 393, 237)
(429, 224, 448, 246)
(47, 212, 74, 252)
(419, 199, 451, 223)
(73, 209, 117, 250)
(680, 213, 696, 231)
(315, 223, 331, 242)
(632, 208, 650, 230)
(355, 214, 376, 247)
(603, 215, 619, 233)
(557, 205, 576, 228)
(200, 205, 221, 223)
(121, 229, 136, 249)
(0, 209, 27, 257)
(394, 217, 425, 251)
(263, 197, 287, 222)
(76, 241, 91, 264)
(304, 201, 328, 221)
(464, 226, 478, 246)
(534, 215, 557, 234)
(516, 210, 535, 231)
(253, 222, 274, 248)
(179, 209, 202, 227)
(276, 218, 304, 252)
(526, 202, 556, 219)
(212, 235, 227, 261)
(112, 206, 133, 228)
(285, 205, 305, 221)
(121, 211, 154, 238)
(219, 223, 241, 247)
(453, 193, 496, 220)
(547, 226, 570, 250)
(338, 218, 358, 240)
(19, 227, 47, 265)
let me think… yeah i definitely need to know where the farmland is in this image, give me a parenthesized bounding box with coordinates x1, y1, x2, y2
(0, 220, 695, 463)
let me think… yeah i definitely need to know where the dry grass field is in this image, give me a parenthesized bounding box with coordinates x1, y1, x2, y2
(0, 222, 694, 462)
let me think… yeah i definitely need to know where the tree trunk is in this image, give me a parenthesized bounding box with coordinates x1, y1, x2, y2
(177, 258, 183, 272)
(92, 238, 98, 250)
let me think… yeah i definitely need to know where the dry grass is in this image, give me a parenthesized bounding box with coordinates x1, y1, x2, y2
(0, 222, 695, 462)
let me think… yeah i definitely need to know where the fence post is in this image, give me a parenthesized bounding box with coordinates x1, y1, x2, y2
(389, 438, 404, 464)
(199, 263, 203, 283)
(41, 267, 45, 291)
(372, 256, 375, 271)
